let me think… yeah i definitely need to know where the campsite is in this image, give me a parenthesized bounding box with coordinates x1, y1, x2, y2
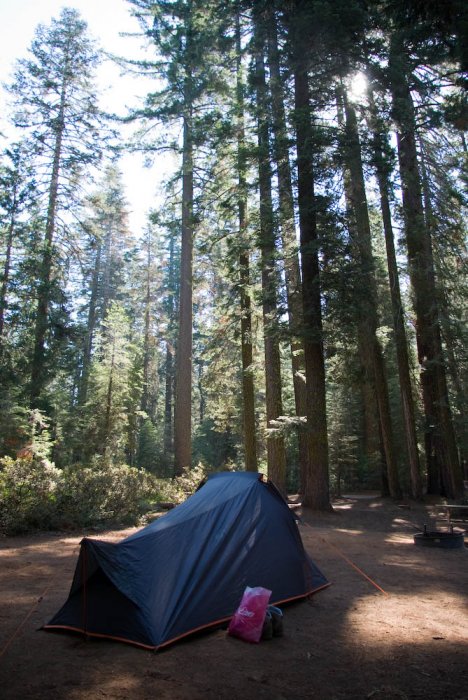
(1, 489, 466, 700)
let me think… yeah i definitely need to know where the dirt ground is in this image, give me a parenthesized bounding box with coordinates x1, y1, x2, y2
(0, 495, 467, 700)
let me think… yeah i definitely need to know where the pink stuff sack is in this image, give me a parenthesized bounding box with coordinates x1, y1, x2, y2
(228, 586, 272, 643)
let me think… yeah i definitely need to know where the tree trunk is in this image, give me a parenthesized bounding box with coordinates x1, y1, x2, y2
(418, 136, 464, 497)
(79, 237, 102, 407)
(288, 1, 331, 510)
(141, 233, 152, 416)
(333, 98, 383, 487)
(0, 208, 16, 357)
(101, 220, 113, 324)
(367, 87, 423, 499)
(164, 341, 174, 458)
(359, 366, 384, 486)
(339, 85, 401, 499)
(0, 147, 23, 354)
(236, 9, 258, 472)
(438, 289, 468, 479)
(389, 35, 463, 498)
(164, 233, 176, 462)
(252, 12, 287, 493)
(30, 77, 67, 405)
(174, 92, 194, 475)
(103, 337, 116, 461)
(336, 93, 385, 490)
(265, 4, 309, 491)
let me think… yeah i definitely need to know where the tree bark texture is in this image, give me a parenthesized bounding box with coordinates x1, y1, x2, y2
(389, 36, 463, 498)
(78, 237, 102, 407)
(236, 9, 258, 472)
(174, 110, 194, 476)
(141, 235, 153, 417)
(252, 12, 287, 493)
(103, 336, 116, 461)
(265, 4, 309, 491)
(368, 90, 423, 499)
(0, 208, 16, 356)
(289, 1, 331, 510)
(340, 86, 401, 499)
(164, 234, 176, 461)
(30, 76, 67, 405)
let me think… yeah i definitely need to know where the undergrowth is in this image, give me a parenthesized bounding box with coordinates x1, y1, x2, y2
(0, 457, 222, 535)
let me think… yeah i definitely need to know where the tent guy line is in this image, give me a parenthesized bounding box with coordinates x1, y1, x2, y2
(0, 584, 50, 662)
(298, 518, 388, 596)
(0, 541, 82, 664)
(321, 536, 388, 596)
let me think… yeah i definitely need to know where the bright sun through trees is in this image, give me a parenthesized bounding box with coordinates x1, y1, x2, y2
(349, 72, 368, 101)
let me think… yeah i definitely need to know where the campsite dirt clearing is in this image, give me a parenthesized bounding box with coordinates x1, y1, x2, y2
(1, 495, 467, 700)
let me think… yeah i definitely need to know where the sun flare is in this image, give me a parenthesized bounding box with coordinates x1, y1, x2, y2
(349, 72, 368, 101)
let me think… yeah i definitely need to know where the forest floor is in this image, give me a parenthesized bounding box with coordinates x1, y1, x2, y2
(0, 493, 467, 700)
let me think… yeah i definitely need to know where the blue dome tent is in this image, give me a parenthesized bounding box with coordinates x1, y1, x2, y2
(43, 471, 328, 650)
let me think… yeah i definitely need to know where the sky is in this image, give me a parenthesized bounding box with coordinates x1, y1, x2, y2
(0, 0, 163, 233)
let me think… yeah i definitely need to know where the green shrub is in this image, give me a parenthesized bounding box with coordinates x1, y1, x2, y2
(0, 455, 162, 534)
(55, 459, 161, 528)
(0, 456, 61, 534)
(158, 463, 210, 505)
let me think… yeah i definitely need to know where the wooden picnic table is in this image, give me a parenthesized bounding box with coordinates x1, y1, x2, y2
(433, 504, 468, 530)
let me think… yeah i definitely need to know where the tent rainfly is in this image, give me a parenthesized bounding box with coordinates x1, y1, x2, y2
(43, 471, 329, 650)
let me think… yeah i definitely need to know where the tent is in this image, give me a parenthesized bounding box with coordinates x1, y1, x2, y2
(43, 471, 328, 650)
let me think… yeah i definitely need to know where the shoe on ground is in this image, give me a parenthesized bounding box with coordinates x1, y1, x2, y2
(268, 605, 284, 637)
(261, 610, 273, 640)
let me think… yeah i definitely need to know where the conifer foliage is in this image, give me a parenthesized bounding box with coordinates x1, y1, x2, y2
(6, 9, 104, 408)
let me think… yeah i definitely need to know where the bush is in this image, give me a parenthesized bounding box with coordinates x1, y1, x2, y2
(0, 455, 162, 535)
(159, 463, 211, 505)
(55, 459, 161, 528)
(0, 456, 61, 534)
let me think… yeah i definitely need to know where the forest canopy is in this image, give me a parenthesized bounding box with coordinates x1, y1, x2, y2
(0, 0, 466, 531)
